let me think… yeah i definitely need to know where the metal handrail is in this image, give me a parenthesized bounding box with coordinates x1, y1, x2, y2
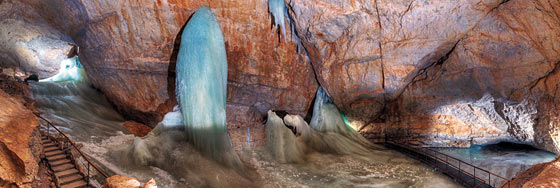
(36, 114, 109, 181)
(386, 140, 512, 188)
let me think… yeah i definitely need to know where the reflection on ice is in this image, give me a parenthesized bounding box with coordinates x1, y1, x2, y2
(432, 142, 557, 184)
(40, 56, 88, 82)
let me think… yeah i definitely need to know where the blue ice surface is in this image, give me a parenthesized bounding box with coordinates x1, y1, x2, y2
(309, 87, 375, 149)
(175, 6, 241, 167)
(39, 56, 88, 82)
(268, 0, 289, 42)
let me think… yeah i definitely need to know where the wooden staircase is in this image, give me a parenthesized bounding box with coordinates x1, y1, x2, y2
(41, 135, 89, 188)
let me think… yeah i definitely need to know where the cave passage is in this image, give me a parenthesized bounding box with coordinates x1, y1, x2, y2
(4, 0, 558, 187)
(431, 142, 557, 185)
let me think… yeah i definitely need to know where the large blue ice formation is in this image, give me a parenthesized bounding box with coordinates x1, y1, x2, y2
(307, 87, 377, 154)
(263, 88, 383, 163)
(176, 6, 241, 167)
(268, 0, 289, 42)
(39, 56, 87, 82)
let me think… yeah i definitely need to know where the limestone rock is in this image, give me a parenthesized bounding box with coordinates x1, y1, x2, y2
(0, 1, 75, 80)
(102, 175, 157, 188)
(507, 156, 560, 188)
(0, 90, 40, 186)
(363, 0, 560, 152)
(11, 0, 318, 126)
(123, 121, 153, 137)
(287, 0, 504, 121)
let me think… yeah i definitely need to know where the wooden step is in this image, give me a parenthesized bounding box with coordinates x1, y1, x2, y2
(50, 159, 72, 166)
(44, 143, 57, 147)
(55, 168, 79, 178)
(46, 154, 67, 161)
(45, 150, 65, 156)
(59, 174, 83, 185)
(44, 146, 59, 152)
(61, 180, 87, 188)
(53, 164, 75, 172)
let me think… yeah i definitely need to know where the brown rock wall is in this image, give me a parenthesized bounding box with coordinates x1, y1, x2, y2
(363, 0, 560, 151)
(11, 0, 318, 126)
(0, 90, 40, 186)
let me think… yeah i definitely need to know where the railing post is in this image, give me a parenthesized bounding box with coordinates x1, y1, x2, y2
(489, 171, 491, 187)
(473, 168, 476, 186)
(445, 155, 448, 173)
(87, 163, 90, 187)
(459, 162, 461, 176)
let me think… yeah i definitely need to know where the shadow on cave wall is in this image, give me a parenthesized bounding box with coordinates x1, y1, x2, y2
(166, 14, 196, 113)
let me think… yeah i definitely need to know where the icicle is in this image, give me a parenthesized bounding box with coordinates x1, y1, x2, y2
(246, 127, 251, 146)
(176, 6, 242, 168)
(268, 0, 288, 42)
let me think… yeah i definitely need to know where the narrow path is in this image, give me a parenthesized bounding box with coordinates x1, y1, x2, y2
(384, 141, 509, 188)
(41, 134, 89, 188)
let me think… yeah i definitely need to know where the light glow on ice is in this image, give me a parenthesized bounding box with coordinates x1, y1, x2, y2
(39, 56, 87, 82)
(175, 6, 242, 168)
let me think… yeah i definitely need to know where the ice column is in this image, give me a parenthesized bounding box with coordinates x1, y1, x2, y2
(176, 6, 240, 167)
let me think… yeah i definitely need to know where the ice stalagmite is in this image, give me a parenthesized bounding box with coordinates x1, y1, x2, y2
(176, 6, 241, 167)
(308, 87, 379, 154)
(268, 0, 289, 42)
(265, 111, 305, 163)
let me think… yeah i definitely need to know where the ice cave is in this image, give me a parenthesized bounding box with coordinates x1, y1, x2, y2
(1, 0, 559, 188)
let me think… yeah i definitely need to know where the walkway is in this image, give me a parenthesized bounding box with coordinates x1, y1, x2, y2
(41, 134, 89, 188)
(37, 114, 109, 188)
(384, 141, 512, 188)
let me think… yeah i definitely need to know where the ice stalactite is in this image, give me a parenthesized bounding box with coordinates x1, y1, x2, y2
(176, 6, 242, 168)
(268, 0, 309, 56)
(265, 111, 305, 163)
(268, 0, 289, 42)
(39, 56, 88, 82)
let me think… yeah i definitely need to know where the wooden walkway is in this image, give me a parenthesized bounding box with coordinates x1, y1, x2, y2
(37, 114, 110, 188)
(384, 141, 512, 188)
(41, 134, 89, 188)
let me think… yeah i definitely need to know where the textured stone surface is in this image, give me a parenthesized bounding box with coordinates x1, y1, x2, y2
(9, 0, 318, 126)
(102, 175, 158, 188)
(507, 156, 560, 188)
(1, 0, 559, 154)
(0, 1, 75, 80)
(288, 0, 505, 121)
(0, 90, 40, 186)
(123, 121, 153, 137)
(361, 0, 560, 152)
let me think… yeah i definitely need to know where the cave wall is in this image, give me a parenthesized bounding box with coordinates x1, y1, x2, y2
(285, 0, 559, 152)
(0, 89, 40, 186)
(7, 0, 318, 127)
(1, 0, 559, 152)
(373, 0, 560, 152)
(0, 1, 75, 79)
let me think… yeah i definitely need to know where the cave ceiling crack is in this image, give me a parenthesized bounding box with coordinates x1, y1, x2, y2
(528, 61, 560, 95)
(392, 36, 463, 103)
